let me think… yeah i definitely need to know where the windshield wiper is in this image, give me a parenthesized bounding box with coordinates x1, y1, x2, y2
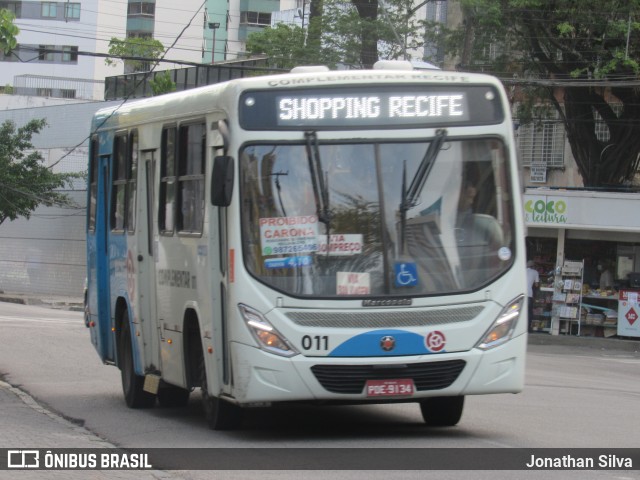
(304, 131, 331, 228)
(399, 128, 448, 254)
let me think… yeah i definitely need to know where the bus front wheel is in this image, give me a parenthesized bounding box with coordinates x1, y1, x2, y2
(120, 315, 155, 409)
(199, 355, 242, 430)
(419, 396, 464, 427)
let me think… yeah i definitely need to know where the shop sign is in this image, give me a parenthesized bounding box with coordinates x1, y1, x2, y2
(618, 290, 640, 337)
(524, 196, 568, 224)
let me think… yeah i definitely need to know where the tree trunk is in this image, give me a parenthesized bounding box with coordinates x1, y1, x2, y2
(352, 0, 378, 68)
(564, 87, 640, 187)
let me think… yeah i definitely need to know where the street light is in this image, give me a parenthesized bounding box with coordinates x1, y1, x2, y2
(208, 22, 220, 64)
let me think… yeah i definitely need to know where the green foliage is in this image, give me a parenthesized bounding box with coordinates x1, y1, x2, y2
(0, 119, 79, 226)
(443, 0, 640, 187)
(105, 36, 165, 72)
(247, 0, 434, 69)
(246, 23, 325, 69)
(0, 8, 19, 55)
(149, 71, 176, 96)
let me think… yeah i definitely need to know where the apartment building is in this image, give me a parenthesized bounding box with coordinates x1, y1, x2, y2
(0, 0, 206, 100)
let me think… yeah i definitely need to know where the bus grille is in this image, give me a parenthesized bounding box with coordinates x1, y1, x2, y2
(286, 306, 483, 328)
(310, 360, 466, 394)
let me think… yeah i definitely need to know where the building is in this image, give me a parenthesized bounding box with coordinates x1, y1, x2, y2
(0, 99, 119, 296)
(0, 0, 207, 100)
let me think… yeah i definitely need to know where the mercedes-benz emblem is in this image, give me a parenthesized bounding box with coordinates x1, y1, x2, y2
(380, 335, 396, 352)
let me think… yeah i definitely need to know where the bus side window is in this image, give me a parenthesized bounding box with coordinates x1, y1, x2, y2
(111, 133, 128, 232)
(127, 130, 138, 233)
(177, 122, 206, 234)
(159, 126, 177, 234)
(88, 137, 98, 232)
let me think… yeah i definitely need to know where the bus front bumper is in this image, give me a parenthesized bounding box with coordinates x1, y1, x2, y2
(229, 333, 526, 405)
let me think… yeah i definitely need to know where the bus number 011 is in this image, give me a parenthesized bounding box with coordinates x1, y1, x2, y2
(301, 335, 329, 351)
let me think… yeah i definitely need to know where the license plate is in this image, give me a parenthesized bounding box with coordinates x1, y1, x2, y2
(365, 379, 414, 397)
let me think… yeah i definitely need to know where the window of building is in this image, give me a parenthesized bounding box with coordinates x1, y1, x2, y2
(594, 104, 623, 143)
(38, 44, 55, 61)
(518, 117, 566, 168)
(127, 2, 155, 15)
(60, 89, 76, 99)
(1, 2, 22, 17)
(177, 122, 206, 234)
(65, 2, 81, 20)
(159, 126, 177, 234)
(61, 46, 78, 62)
(111, 134, 128, 231)
(41, 2, 57, 18)
(240, 11, 271, 25)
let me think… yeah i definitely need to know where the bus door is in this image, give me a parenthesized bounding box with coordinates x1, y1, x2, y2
(94, 154, 115, 362)
(136, 150, 160, 364)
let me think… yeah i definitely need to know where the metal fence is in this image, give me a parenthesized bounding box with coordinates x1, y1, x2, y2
(104, 58, 282, 100)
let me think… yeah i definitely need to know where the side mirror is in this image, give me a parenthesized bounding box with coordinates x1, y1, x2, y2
(211, 155, 234, 207)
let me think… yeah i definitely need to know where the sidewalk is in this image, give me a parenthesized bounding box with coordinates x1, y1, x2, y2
(0, 291, 84, 312)
(0, 380, 177, 479)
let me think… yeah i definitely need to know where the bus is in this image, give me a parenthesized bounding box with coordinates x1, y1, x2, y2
(86, 60, 527, 430)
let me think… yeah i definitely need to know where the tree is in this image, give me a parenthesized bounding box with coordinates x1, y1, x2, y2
(149, 71, 176, 96)
(247, 0, 432, 69)
(105, 36, 165, 73)
(441, 0, 640, 187)
(245, 24, 325, 69)
(0, 119, 78, 226)
(0, 8, 19, 55)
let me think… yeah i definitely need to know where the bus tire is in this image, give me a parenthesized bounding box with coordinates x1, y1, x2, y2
(120, 315, 155, 409)
(199, 354, 242, 430)
(157, 384, 190, 408)
(419, 396, 464, 427)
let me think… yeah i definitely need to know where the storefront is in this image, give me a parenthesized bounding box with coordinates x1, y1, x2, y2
(524, 188, 640, 338)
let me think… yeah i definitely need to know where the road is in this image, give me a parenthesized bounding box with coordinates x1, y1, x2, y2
(0, 302, 639, 479)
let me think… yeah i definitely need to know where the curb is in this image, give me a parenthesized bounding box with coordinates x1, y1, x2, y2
(0, 294, 82, 311)
(527, 332, 640, 353)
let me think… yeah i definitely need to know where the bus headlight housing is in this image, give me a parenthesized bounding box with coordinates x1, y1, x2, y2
(476, 296, 524, 351)
(238, 304, 299, 358)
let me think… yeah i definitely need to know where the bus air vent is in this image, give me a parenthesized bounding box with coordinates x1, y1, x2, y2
(310, 360, 466, 394)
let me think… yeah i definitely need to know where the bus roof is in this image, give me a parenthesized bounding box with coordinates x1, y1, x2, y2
(92, 67, 505, 132)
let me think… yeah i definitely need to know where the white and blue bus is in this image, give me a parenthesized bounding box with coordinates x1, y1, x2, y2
(86, 61, 527, 430)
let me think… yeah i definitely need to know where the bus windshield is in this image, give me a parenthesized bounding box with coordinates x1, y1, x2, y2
(240, 137, 515, 298)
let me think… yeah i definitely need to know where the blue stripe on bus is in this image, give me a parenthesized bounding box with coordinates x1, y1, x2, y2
(328, 329, 445, 357)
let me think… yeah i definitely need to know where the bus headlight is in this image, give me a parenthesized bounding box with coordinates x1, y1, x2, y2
(476, 296, 524, 351)
(238, 304, 299, 358)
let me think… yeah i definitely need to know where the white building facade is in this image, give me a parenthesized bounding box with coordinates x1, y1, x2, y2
(1, 0, 206, 100)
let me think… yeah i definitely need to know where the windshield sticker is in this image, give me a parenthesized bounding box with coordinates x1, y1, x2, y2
(394, 262, 418, 287)
(260, 215, 319, 256)
(337, 272, 370, 295)
(498, 247, 512, 261)
(264, 256, 313, 269)
(317, 234, 363, 256)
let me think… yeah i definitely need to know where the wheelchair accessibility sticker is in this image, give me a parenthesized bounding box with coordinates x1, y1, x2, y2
(394, 262, 418, 287)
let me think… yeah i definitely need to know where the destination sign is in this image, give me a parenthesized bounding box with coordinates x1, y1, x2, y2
(239, 85, 503, 130)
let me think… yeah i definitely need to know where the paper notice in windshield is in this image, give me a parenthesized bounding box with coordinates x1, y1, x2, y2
(260, 215, 319, 256)
(337, 272, 370, 295)
(317, 234, 363, 256)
